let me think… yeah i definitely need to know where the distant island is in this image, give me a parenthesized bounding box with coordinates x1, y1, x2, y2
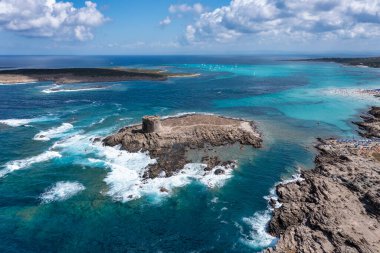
(0, 68, 199, 84)
(294, 56, 380, 68)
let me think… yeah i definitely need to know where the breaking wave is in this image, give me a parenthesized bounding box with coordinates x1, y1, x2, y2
(161, 111, 215, 119)
(50, 131, 235, 203)
(241, 173, 304, 249)
(0, 117, 51, 127)
(40, 181, 85, 204)
(0, 151, 61, 178)
(103, 160, 235, 202)
(42, 86, 108, 93)
(241, 211, 278, 249)
(33, 123, 74, 141)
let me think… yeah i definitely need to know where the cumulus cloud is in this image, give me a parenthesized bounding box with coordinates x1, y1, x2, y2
(159, 16, 172, 26)
(169, 3, 204, 15)
(186, 0, 380, 43)
(160, 3, 204, 27)
(0, 0, 106, 41)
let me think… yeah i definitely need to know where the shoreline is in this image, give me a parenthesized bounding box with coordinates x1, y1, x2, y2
(0, 67, 199, 85)
(264, 106, 380, 252)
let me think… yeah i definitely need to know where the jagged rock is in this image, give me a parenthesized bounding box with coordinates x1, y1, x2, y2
(354, 106, 380, 138)
(369, 107, 380, 118)
(92, 137, 101, 143)
(214, 169, 225, 175)
(202, 156, 221, 170)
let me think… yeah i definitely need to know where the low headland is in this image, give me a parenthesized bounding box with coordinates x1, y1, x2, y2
(102, 114, 262, 179)
(0, 68, 198, 84)
(293, 56, 380, 68)
(265, 106, 380, 252)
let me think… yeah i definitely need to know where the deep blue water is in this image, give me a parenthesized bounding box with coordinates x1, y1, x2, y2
(0, 56, 379, 253)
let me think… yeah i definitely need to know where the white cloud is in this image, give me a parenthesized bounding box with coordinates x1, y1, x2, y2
(74, 26, 93, 41)
(186, 0, 380, 43)
(159, 16, 172, 26)
(160, 3, 204, 28)
(169, 3, 204, 15)
(0, 0, 106, 41)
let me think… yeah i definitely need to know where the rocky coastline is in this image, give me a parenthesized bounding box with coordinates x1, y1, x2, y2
(0, 68, 198, 84)
(265, 107, 380, 253)
(103, 114, 262, 178)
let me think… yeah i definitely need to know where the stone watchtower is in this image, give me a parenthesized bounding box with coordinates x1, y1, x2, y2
(142, 116, 162, 133)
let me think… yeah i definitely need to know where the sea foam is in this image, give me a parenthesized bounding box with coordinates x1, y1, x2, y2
(241, 211, 278, 249)
(51, 131, 235, 202)
(33, 123, 74, 141)
(102, 156, 235, 202)
(241, 173, 304, 249)
(40, 181, 85, 204)
(0, 151, 61, 178)
(42, 86, 108, 93)
(0, 117, 51, 127)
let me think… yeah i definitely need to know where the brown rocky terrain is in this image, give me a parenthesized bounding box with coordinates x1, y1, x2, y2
(0, 68, 197, 84)
(103, 114, 262, 178)
(265, 107, 380, 253)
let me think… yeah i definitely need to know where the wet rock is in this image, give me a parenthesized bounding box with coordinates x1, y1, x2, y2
(92, 137, 101, 143)
(269, 198, 277, 209)
(202, 156, 221, 170)
(221, 160, 236, 168)
(214, 169, 225, 175)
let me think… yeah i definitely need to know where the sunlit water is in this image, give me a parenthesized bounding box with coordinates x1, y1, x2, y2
(0, 56, 379, 252)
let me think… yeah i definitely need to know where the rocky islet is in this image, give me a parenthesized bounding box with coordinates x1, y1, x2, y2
(103, 114, 263, 178)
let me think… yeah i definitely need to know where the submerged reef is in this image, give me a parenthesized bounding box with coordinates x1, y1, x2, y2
(266, 107, 380, 253)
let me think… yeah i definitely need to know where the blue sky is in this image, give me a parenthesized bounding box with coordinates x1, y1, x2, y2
(0, 0, 380, 55)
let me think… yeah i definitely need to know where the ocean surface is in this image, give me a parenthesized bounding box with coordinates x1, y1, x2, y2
(0, 56, 379, 253)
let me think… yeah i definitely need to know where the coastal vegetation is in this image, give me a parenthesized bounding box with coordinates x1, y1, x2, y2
(299, 56, 380, 68)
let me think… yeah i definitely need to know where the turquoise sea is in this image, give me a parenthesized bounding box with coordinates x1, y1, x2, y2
(0, 56, 379, 252)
